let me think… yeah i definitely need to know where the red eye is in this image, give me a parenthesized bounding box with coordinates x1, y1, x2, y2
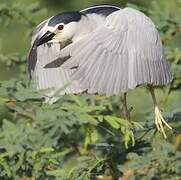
(57, 24, 64, 31)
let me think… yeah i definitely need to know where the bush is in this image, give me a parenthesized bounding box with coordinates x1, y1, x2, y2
(0, 0, 181, 179)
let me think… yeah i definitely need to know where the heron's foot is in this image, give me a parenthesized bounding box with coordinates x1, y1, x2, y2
(154, 106, 172, 138)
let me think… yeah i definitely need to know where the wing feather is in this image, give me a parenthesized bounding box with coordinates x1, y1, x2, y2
(33, 44, 82, 92)
(60, 7, 172, 95)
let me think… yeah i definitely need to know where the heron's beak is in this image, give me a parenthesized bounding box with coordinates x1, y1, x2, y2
(36, 31, 55, 46)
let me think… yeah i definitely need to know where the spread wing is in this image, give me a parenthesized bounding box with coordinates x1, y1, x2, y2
(27, 19, 83, 101)
(57, 8, 172, 95)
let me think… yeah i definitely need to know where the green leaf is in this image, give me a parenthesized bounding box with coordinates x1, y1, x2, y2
(104, 116, 121, 129)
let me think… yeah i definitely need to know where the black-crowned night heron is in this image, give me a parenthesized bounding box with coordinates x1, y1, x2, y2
(28, 5, 172, 138)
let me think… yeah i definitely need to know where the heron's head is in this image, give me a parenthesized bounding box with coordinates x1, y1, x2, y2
(36, 11, 82, 46)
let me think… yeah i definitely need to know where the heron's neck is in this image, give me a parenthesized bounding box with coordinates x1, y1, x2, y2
(72, 14, 106, 42)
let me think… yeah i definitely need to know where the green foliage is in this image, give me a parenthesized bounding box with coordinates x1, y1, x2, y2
(0, 0, 181, 179)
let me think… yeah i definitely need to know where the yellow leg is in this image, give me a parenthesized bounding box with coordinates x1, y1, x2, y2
(148, 85, 172, 138)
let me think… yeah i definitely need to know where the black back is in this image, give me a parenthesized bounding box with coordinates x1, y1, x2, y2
(48, 11, 82, 26)
(81, 6, 120, 16)
(48, 6, 120, 27)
